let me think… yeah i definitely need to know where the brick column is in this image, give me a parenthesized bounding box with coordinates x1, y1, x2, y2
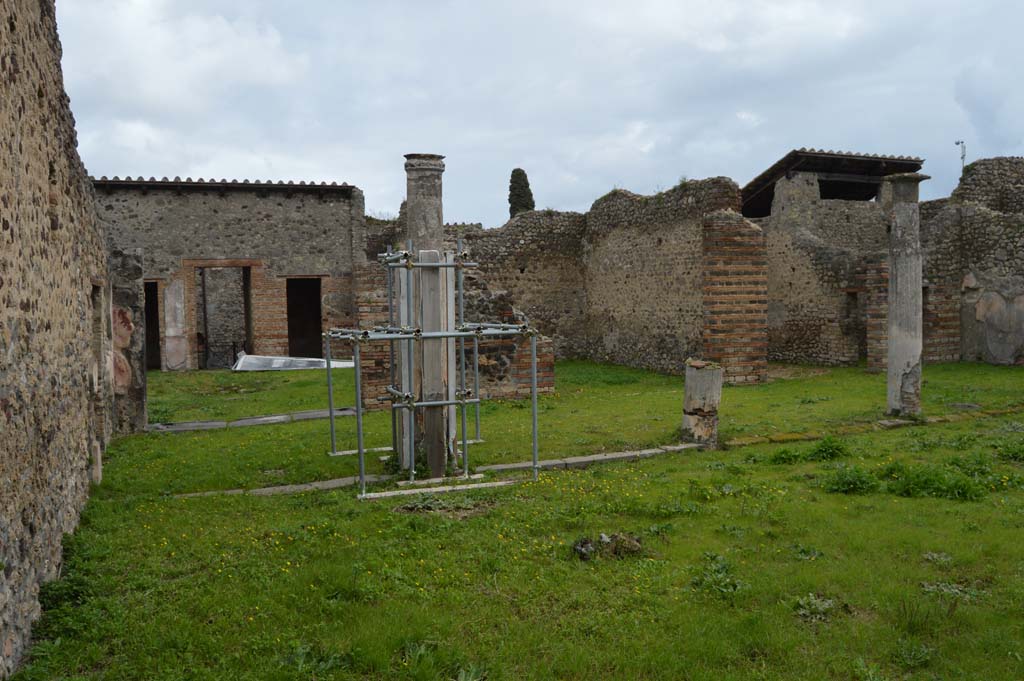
(353, 262, 389, 410)
(249, 264, 288, 357)
(511, 336, 555, 397)
(701, 210, 768, 384)
(923, 280, 961, 362)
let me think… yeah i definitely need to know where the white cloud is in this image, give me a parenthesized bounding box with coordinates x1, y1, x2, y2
(60, 0, 308, 118)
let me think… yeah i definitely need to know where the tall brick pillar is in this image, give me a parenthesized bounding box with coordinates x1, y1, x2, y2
(883, 173, 929, 416)
(701, 210, 768, 384)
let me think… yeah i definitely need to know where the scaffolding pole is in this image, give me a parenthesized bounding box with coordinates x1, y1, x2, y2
(353, 341, 366, 496)
(324, 333, 337, 456)
(457, 237, 469, 478)
(334, 239, 542, 497)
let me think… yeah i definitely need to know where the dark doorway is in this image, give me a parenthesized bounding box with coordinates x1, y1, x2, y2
(287, 278, 322, 358)
(144, 282, 161, 369)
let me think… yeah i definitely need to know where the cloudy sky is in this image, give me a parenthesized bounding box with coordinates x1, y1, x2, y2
(57, 0, 1022, 226)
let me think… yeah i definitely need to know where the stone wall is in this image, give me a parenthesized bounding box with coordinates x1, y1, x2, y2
(195, 266, 247, 368)
(921, 189, 1024, 365)
(951, 157, 1024, 215)
(762, 172, 888, 365)
(0, 1, 111, 674)
(581, 180, 740, 373)
(97, 180, 365, 368)
(460, 178, 748, 378)
(457, 212, 587, 357)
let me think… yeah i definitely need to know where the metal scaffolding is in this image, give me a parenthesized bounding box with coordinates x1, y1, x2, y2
(323, 239, 541, 498)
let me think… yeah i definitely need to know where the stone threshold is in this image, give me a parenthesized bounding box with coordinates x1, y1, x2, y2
(149, 407, 356, 432)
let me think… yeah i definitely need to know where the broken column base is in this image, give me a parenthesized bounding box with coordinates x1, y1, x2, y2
(887, 361, 922, 417)
(681, 358, 724, 447)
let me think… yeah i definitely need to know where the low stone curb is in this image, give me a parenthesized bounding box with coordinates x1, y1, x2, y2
(722, 406, 1024, 448)
(149, 407, 356, 433)
(174, 473, 391, 498)
(173, 443, 704, 498)
(476, 443, 700, 473)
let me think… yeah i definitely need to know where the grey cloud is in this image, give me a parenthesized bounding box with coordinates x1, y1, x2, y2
(58, 0, 1024, 226)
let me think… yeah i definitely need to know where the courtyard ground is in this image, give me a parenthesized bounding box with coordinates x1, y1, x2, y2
(13, 361, 1024, 680)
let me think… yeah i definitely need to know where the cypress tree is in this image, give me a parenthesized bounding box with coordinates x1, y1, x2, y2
(508, 168, 535, 218)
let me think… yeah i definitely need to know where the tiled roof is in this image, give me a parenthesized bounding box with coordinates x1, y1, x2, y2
(741, 148, 924, 216)
(91, 175, 358, 195)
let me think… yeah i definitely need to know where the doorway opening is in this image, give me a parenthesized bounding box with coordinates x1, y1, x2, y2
(195, 266, 253, 368)
(144, 281, 161, 370)
(287, 278, 323, 358)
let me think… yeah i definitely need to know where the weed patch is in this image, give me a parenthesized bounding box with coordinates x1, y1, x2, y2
(768, 447, 803, 465)
(877, 461, 985, 501)
(793, 593, 839, 622)
(822, 464, 879, 494)
(893, 638, 933, 670)
(805, 436, 848, 461)
(690, 552, 747, 599)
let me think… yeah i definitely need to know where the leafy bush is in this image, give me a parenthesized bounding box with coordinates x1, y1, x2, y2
(805, 436, 848, 461)
(823, 465, 879, 494)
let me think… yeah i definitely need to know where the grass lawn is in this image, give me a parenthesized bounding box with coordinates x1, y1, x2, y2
(146, 369, 357, 424)
(13, 361, 1024, 679)
(125, 361, 1024, 496)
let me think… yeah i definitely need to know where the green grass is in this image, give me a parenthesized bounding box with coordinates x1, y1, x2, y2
(14, 361, 1024, 680)
(147, 368, 357, 423)
(127, 361, 1024, 496)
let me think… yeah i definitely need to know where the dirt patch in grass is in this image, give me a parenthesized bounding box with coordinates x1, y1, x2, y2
(393, 495, 494, 519)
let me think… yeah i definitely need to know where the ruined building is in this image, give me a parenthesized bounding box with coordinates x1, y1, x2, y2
(93, 148, 1024, 398)
(95, 177, 366, 370)
(4, 1, 1023, 673)
(94, 173, 556, 407)
(455, 149, 1024, 381)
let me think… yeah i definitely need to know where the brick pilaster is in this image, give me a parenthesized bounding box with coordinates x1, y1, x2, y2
(701, 210, 768, 384)
(864, 256, 889, 370)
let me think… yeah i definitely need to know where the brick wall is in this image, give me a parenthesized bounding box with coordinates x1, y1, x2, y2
(922, 281, 961, 363)
(864, 257, 889, 370)
(701, 211, 768, 383)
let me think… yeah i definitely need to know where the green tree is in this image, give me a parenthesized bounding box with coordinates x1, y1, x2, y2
(508, 168, 535, 218)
